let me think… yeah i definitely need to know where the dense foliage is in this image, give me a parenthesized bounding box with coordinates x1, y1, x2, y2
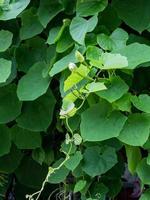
(0, 0, 150, 199)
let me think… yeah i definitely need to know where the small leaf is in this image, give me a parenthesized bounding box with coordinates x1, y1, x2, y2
(131, 94, 150, 113)
(0, 58, 12, 83)
(74, 180, 87, 193)
(101, 53, 128, 69)
(0, 30, 13, 52)
(32, 148, 45, 165)
(65, 151, 83, 171)
(86, 82, 107, 93)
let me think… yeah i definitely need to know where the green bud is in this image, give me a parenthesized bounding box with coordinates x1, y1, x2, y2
(75, 50, 85, 63)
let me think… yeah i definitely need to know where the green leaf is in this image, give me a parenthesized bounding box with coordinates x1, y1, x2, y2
(101, 53, 128, 69)
(48, 159, 69, 184)
(0, 84, 22, 124)
(80, 101, 127, 141)
(125, 145, 142, 175)
(76, 0, 108, 17)
(131, 94, 150, 113)
(112, 0, 150, 33)
(16, 91, 55, 132)
(15, 156, 48, 188)
(0, 58, 11, 83)
(56, 27, 74, 53)
(118, 114, 150, 146)
(136, 158, 150, 185)
(96, 76, 129, 103)
(70, 16, 88, 45)
(38, 0, 64, 27)
(86, 46, 102, 61)
(140, 190, 150, 200)
(32, 148, 45, 165)
(97, 33, 113, 51)
(0, 145, 23, 173)
(114, 43, 150, 69)
(70, 15, 98, 45)
(113, 93, 131, 112)
(11, 126, 41, 149)
(74, 180, 87, 193)
(20, 8, 43, 40)
(46, 26, 61, 45)
(86, 82, 107, 93)
(0, 0, 30, 20)
(64, 64, 90, 92)
(17, 62, 51, 101)
(64, 151, 83, 171)
(110, 28, 128, 50)
(0, 125, 11, 156)
(82, 146, 117, 177)
(50, 47, 78, 76)
(0, 30, 13, 52)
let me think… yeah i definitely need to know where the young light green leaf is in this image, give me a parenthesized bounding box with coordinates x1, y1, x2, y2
(0, 58, 11, 83)
(101, 53, 128, 69)
(64, 64, 89, 92)
(86, 82, 107, 93)
(0, 30, 13, 52)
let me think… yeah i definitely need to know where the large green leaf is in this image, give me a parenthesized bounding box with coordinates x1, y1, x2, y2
(80, 101, 127, 141)
(76, 0, 108, 17)
(70, 15, 98, 45)
(118, 114, 150, 146)
(11, 126, 41, 149)
(38, 0, 64, 27)
(96, 76, 129, 103)
(0, 30, 13, 52)
(0, 0, 30, 20)
(15, 156, 48, 188)
(0, 125, 11, 156)
(115, 43, 150, 69)
(136, 158, 150, 185)
(0, 84, 22, 124)
(131, 94, 150, 113)
(0, 58, 11, 83)
(112, 0, 150, 33)
(16, 91, 55, 132)
(82, 146, 117, 177)
(20, 8, 43, 40)
(17, 62, 51, 101)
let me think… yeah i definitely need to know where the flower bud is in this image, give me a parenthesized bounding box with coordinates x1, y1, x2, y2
(75, 50, 85, 63)
(68, 62, 77, 71)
